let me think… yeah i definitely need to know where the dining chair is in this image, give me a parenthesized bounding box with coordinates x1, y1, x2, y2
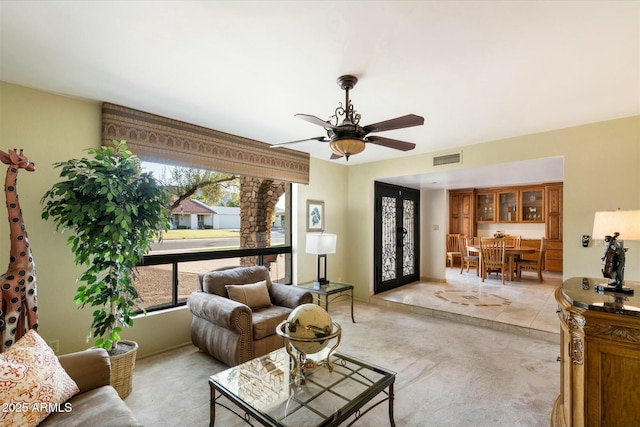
(516, 237, 548, 282)
(503, 235, 521, 277)
(460, 237, 480, 276)
(480, 238, 507, 284)
(503, 235, 521, 248)
(446, 234, 463, 267)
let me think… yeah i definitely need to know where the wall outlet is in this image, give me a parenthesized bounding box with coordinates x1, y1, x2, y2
(48, 340, 59, 355)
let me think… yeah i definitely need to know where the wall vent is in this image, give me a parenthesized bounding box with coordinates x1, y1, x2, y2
(433, 152, 462, 166)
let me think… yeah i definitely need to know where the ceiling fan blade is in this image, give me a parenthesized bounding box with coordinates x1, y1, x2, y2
(366, 135, 416, 151)
(270, 136, 328, 148)
(330, 153, 343, 160)
(295, 114, 338, 130)
(362, 114, 425, 134)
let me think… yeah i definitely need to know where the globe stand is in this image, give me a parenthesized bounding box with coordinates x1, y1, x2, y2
(277, 321, 342, 385)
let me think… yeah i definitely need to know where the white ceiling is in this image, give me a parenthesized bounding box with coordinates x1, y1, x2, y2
(1, 1, 637, 188)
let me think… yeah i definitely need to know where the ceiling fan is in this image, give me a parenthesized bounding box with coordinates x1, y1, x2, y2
(271, 75, 425, 161)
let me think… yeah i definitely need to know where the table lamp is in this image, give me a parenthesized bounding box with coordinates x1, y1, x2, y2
(306, 233, 337, 287)
(592, 209, 640, 294)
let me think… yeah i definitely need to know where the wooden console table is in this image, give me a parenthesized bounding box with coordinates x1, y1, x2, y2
(553, 277, 640, 427)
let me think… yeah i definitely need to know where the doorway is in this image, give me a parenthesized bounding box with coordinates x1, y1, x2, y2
(374, 182, 420, 294)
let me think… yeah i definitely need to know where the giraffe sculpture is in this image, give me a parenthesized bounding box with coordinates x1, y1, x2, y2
(0, 149, 37, 351)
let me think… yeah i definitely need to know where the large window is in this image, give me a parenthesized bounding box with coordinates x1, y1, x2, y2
(133, 161, 292, 313)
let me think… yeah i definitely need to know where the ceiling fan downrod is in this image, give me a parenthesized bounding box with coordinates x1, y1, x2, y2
(334, 75, 361, 127)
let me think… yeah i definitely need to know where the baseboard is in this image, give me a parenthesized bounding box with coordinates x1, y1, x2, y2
(420, 276, 447, 283)
(136, 342, 194, 360)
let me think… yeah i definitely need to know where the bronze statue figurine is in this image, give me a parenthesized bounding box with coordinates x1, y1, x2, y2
(599, 232, 633, 294)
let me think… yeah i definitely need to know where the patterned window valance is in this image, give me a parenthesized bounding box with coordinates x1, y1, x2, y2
(102, 103, 310, 184)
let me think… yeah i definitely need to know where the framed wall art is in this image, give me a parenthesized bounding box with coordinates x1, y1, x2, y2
(306, 200, 325, 232)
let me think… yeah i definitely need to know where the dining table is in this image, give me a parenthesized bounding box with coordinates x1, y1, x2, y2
(467, 245, 536, 281)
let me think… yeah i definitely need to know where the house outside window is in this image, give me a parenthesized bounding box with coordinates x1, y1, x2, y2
(134, 162, 292, 313)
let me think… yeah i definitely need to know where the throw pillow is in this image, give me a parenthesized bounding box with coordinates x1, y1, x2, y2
(226, 280, 272, 309)
(0, 329, 79, 427)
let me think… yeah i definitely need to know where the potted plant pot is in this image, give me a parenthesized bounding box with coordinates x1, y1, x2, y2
(108, 340, 139, 399)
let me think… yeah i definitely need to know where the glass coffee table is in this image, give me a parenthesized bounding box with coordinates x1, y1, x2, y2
(295, 281, 356, 323)
(209, 348, 396, 426)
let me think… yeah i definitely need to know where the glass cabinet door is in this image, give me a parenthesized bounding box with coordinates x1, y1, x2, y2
(498, 191, 518, 222)
(476, 193, 495, 222)
(521, 189, 544, 222)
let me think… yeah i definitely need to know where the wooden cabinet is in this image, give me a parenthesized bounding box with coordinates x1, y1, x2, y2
(546, 240, 563, 272)
(497, 190, 518, 222)
(473, 185, 552, 224)
(476, 192, 495, 223)
(546, 184, 563, 241)
(520, 188, 544, 222)
(545, 184, 563, 272)
(449, 189, 475, 237)
(553, 277, 640, 427)
(449, 183, 563, 272)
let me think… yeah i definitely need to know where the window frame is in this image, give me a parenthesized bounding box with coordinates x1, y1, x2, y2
(134, 183, 293, 314)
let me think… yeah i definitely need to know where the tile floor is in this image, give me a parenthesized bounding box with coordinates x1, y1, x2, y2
(370, 266, 562, 343)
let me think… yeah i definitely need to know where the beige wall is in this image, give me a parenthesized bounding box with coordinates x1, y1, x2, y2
(2, 81, 639, 356)
(0, 82, 194, 357)
(294, 157, 348, 285)
(421, 189, 447, 281)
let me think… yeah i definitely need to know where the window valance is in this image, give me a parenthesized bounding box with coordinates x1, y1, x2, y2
(102, 103, 310, 184)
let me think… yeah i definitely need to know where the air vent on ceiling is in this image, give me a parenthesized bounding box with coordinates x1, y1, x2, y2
(433, 152, 462, 166)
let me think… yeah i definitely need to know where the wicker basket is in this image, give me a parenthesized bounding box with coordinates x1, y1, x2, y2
(109, 340, 138, 399)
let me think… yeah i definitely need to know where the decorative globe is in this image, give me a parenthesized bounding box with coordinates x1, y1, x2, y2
(285, 303, 333, 355)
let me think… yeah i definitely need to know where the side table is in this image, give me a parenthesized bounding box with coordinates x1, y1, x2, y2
(294, 281, 355, 323)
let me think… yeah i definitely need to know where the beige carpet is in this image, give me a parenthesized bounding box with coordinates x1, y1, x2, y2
(126, 300, 559, 426)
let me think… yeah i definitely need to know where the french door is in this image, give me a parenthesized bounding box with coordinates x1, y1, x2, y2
(374, 182, 420, 294)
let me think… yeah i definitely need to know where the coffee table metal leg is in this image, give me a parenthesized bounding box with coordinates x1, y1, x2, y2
(389, 381, 395, 427)
(210, 387, 216, 427)
(350, 289, 355, 323)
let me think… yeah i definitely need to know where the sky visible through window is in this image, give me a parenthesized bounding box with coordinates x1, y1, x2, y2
(141, 161, 285, 209)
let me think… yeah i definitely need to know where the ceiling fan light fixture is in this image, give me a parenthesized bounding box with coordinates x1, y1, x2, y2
(329, 137, 366, 160)
(273, 75, 424, 160)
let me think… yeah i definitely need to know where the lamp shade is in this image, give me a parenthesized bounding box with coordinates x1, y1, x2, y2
(329, 138, 366, 158)
(592, 210, 640, 241)
(306, 233, 337, 255)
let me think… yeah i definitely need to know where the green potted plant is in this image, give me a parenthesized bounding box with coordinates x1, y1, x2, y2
(41, 140, 170, 397)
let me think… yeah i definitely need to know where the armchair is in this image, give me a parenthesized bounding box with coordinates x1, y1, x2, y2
(187, 266, 312, 366)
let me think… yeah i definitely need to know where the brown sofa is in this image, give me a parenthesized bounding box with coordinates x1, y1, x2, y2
(40, 348, 141, 427)
(187, 265, 313, 366)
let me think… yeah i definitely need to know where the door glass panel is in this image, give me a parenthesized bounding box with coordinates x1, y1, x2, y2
(382, 196, 397, 281)
(403, 199, 415, 276)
